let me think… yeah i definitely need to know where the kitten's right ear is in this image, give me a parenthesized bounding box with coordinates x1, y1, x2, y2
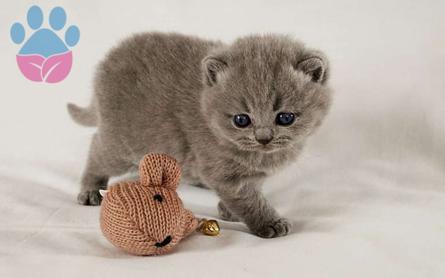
(295, 51, 329, 84)
(202, 56, 228, 87)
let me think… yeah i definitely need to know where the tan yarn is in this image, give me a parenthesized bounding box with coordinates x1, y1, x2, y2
(100, 153, 199, 256)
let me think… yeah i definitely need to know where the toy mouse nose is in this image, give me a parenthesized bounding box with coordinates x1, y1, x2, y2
(155, 235, 172, 247)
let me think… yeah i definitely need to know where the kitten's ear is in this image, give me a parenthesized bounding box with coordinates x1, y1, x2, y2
(295, 51, 329, 84)
(202, 56, 228, 87)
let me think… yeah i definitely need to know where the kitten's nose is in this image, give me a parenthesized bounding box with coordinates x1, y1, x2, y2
(255, 127, 273, 145)
(257, 138, 272, 145)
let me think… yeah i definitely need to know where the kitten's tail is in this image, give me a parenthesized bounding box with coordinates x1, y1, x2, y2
(67, 102, 98, 127)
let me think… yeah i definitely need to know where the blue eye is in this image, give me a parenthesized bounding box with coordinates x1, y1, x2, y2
(276, 112, 296, 126)
(233, 114, 251, 128)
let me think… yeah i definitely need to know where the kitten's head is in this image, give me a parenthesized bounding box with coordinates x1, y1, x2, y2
(201, 35, 332, 153)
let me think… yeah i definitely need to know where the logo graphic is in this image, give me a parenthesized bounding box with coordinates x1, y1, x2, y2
(10, 5, 80, 83)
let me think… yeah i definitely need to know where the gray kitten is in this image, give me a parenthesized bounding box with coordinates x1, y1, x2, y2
(68, 32, 332, 238)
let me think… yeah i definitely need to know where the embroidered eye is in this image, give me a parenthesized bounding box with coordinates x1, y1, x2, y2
(233, 114, 251, 128)
(276, 112, 297, 126)
(153, 194, 163, 202)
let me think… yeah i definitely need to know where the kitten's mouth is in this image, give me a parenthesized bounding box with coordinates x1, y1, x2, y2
(235, 137, 291, 153)
(239, 143, 285, 153)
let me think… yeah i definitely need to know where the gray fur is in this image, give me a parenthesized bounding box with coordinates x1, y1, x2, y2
(69, 32, 332, 238)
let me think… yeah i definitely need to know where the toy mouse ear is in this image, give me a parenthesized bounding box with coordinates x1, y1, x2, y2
(139, 153, 181, 190)
(99, 190, 109, 197)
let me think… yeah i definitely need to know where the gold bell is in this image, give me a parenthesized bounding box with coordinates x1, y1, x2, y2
(199, 219, 220, 236)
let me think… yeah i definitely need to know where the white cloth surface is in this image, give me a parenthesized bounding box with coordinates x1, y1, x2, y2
(1, 0, 444, 277)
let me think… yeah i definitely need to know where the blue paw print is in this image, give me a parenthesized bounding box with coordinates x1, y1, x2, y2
(10, 5, 80, 57)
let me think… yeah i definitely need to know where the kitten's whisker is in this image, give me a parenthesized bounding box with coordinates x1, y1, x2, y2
(275, 136, 292, 141)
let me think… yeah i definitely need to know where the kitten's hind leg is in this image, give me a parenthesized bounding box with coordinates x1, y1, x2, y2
(77, 133, 131, 206)
(78, 174, 108, 205)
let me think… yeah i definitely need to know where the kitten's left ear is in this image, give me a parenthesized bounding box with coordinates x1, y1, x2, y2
(295, 51, 329, 84)
(202, 55, 228, 87)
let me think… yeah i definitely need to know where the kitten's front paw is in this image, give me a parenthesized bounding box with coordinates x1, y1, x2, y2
(253, 218, 292, 238)
(77, 190, 102, 206)
(217, 201, 240, 222)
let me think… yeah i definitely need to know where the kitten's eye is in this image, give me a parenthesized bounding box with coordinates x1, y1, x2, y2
(276, 112, 296, 126)
(153, 194, 163, 202)
(233, 114, 251, 128)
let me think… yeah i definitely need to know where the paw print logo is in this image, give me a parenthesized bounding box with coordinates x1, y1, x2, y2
(10, 6, 80, 83)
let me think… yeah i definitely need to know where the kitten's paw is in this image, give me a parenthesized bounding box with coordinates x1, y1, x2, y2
(217, 202, 240, 222)
(77, 189, 102, 206)
(253, 218, 292, 238)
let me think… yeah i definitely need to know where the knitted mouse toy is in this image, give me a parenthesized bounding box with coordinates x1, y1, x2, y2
(100, 153, 219, 256)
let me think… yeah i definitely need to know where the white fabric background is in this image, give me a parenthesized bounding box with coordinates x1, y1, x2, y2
(1, 0, 444, 277)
